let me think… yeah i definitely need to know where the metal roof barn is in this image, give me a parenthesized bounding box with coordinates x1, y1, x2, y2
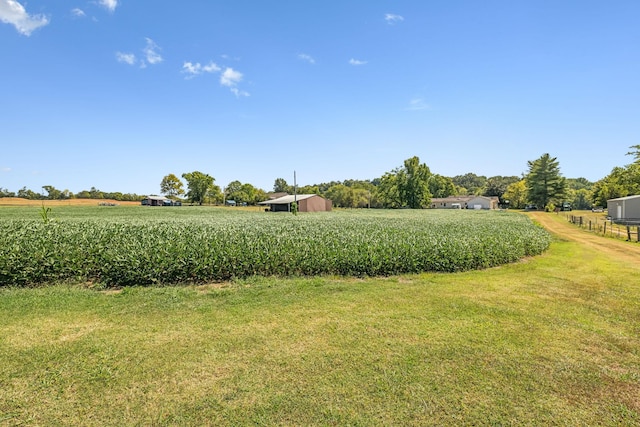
(258, 194, 332, 212)
(607, 195, 640, 223)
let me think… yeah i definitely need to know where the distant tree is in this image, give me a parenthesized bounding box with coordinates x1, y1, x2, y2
(428, 174, 456, 198)
(451, 173, 487, 195)
(376, 156, 432, 208)
(566, 177, 593, 191)
(482, 176, 520, 202)
(273, 178, 291, 193)
(376, 171, 402, 208)
(182, 171, 215, 205)
(17, 187, 41, 200)
(160, 174, 185, 199)
(42, 185, 63, 200)
(502, 180, 527, 209)
(0, 187, 16, 198)
(525, 153, 567, 209)
(398, 156, 432, 209)
(207, 184, 224, 205)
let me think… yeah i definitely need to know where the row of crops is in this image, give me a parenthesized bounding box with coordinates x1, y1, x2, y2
(0, 208, 551, 286)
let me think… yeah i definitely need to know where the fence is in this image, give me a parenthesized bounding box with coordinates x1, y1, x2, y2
(567, 214, 640, 242)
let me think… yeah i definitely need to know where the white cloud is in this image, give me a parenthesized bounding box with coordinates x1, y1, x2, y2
(298, 53, 315, 64)
(385, 13, 404, 24)
(116, 52, 136, 65)
(406, 98, 430, 111)
(220, 67, 242, 87)
(71, 8, 85, 18)
(0, 0, 49, 36)
(99, 0, 118, 13)
(220, 67, 249, 97)
(182, 61, 220, 77)
(349, 58, 367, 66)
(1, 167, 11, 173)
(143, 38, 162, 65)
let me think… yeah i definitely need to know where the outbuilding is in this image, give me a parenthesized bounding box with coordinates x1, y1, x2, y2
(467, 196, 500, 210)
(607, 195, 640, 223)
(259, 194, 332, 212)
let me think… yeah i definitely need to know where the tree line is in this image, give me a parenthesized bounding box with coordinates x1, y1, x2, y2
(4, 147, 639, 209)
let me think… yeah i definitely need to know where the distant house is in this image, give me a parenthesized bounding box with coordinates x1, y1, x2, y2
(431, 196, 474, 209)
(259, 194, 332, 212)
(430, 196, 499, 210)
(607, 195, 640, 223)
(141, 196, 181, 206)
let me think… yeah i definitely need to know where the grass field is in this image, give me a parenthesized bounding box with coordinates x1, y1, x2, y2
(0, 207, 639, 425)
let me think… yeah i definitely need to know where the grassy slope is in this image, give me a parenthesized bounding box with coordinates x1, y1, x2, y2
(1, 214, 639, 425)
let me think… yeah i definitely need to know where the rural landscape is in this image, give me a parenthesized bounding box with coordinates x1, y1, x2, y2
(1, 149, 640, 425)
(2, 1, 640, 425)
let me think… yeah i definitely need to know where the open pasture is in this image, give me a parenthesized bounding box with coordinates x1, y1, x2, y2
(0, 214, 638, 425)
(0, 206, 550, 286)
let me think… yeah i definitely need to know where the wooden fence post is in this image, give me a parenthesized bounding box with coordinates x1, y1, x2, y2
(627, 225, 631, 241)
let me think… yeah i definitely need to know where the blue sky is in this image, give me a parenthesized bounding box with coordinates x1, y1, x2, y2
(1, 1, 639, 195)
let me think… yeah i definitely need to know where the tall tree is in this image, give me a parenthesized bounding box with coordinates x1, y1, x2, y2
(428, 174, 456, 198)
(273, 178, 291, 193)
(482, 176, 520, 202)
(399, 156, 432, 209)
(503, 180, 528, 209)
(182, 171, 215, 205)
(160, 173, 185, 198)
(525, 153, 566, 209)
(376, 156, 432, 208)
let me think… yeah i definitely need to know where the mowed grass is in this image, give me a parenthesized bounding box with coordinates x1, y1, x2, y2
(1, 224, 639, 425)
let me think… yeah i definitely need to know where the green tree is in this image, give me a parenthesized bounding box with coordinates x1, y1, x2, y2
(525, 153, 567, 209)
(160, 174, 185, 199)
(399, 156, 432, 209)
(273, 178, 291, 193)
(482, 176, 520, 202)
(376, 156, 432, 208)
(42, 185, 63, 200)
(182, 171, 215, 205)
(502, 180, 528, 209)
(428, 174, 456, 198)
(451, 173, 487, 195)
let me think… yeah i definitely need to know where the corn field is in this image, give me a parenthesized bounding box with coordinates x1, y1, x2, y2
(0, 208, 550, 286)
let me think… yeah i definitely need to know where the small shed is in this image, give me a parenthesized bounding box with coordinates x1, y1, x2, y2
(607, 195, 640, 223)
(259, 194, 332, 212)
(141, 196, 181, 206)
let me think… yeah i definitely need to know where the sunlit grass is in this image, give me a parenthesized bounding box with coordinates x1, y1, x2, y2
(1, 231, 639, 425)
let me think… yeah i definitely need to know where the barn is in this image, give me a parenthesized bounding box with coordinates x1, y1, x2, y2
(259, 194, 332, 212)
(607, 195, 640, 223)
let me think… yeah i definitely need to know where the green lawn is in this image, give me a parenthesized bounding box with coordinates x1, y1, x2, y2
(1, 224, 639, 425)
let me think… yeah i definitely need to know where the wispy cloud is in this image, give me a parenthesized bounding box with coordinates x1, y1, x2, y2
(143, 38, 162, 65)
(182, 61, 221, 77)
(385, 13, 404, 24)
(116, 38, 163, 68)
(298, 53, 315, 64)
(116, 52, 136, 65)
(220, 67, 249, 97)
(0, 0, 49, 36)
(349, 58, 367, 66)
(183, 60, 249, 97)
(1, 167, 11, 173)
(99, 0, 118, 13)
(406, 98, 430, 111)
(71, 8, 85, 18)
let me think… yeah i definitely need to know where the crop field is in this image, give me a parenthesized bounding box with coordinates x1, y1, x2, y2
(0, 206, 550, 286)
